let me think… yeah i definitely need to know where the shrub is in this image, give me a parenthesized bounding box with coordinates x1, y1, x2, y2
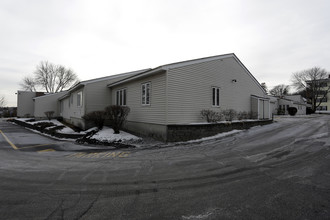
(105, 105, 130, 134)
(237, 111, 249, 120)
(223, 109, 237, 121)
(277, 107, 285, 115)
(34, 122, 55, 130)
(200, 109, 223, 123)
(44, 111, 54, 120)
(287, 107, 297, 116)
(306, 107, 314, 115)
(82, 111, 106, 129)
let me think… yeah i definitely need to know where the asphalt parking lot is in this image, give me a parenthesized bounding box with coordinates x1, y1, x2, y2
(0, 116, 330, 219)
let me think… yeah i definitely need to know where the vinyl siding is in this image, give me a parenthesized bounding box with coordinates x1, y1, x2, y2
(84, 74, 137, 113)
(85, 80, 112, 114)
(34, 92, 67, 118)
(60, 97, 70, 120)
(66, 88, 85, 119)
(166, 57, 265, 124)
(17, 91, 36, 117)
(111, 73, 167, 125)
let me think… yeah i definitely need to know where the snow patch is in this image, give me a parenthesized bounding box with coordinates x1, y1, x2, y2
(186, 130, 242, 143)
(91, 127, 141, 142)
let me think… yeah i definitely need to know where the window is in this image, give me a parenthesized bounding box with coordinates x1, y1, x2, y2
(116, 88, 127, 106)
(212, 87, 220, 107)
(141, 82, 151, 105)
(317, 106, 328, 111)
(77, 92, 82, 107)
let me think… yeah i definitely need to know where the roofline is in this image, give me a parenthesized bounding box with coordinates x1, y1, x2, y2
(251, 94, 270, 100)
(69, 68, 151, 92)
(108, 68, 166, 87)
(108, 53, 236, 87)
(33, 91, 68, 100)
(107, 53, 266, 94)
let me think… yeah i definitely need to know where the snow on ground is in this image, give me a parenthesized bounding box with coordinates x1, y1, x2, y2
(91, 127, 141, 142)
(186, 130, 242, 143)
(189, 119, 258, 125)
(58, 127, 76, 134)
(315, 110, 330, 114)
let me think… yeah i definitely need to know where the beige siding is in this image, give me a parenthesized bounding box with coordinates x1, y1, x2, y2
(60, 97, 70, 119)
(66, 88, 85, 120)
(111, 73, 167, 125)
(85, 80, 112, 114)
(167, 57, 265, 124)
(34, 92, 66, 118)
(17, 91, 36, 117)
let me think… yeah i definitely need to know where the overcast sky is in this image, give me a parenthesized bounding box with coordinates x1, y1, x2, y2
(1, 0, 329, 106)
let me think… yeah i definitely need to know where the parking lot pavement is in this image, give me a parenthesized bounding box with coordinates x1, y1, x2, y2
(0, 116, 330, 219)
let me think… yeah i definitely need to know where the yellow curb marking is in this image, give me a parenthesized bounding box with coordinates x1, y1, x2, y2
(18, 144, 54, 149)
(38, 149, 56, 153)
(0, 129, 18, 150)
(67, 151, 130, 159)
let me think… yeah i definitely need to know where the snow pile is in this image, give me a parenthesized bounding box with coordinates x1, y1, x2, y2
(91, 127, 141, 142)
(58, 127, 76, 134)
(28, 119, 63, 126)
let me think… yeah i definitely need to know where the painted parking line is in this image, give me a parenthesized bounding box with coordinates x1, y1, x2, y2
(66, 151, 130, 159)
(0, 129, 18, 150)
(18, 144, 54, 150)
(38, 149, 56, 153)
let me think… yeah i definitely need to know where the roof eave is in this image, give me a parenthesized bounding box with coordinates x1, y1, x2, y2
(108, 68, 166, 88)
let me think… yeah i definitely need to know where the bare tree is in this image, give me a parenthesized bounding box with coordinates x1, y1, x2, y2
(291, 67, 330, 110)
(269, 84, 290, 97)
(20, 61, 78, 93)
(0, 96, 6, 107)
(19, 76, 37, 92)
(260, 82, 268, 94)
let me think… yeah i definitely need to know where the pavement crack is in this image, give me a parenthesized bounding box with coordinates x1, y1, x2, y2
(75, 193, 101, 220)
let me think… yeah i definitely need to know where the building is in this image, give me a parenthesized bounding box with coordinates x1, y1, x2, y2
(17, 53, 272, 141)
(58, 69, 149, 128)
(17, 91, 45, 117)
(108, 53, 270, 140)
(33, 91, 68, 119)
(315, 76, 330, 111)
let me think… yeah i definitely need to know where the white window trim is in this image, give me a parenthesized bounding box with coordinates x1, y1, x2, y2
(141, 82, 151, 106)
(77, 91, 83, 107)
(116, 88, 127, 106)
(212, 87, 220, 107)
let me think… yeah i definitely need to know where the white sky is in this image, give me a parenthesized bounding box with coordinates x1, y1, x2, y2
(1, 0, 330, 106)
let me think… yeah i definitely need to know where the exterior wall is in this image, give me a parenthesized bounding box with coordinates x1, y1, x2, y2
(166, 57, 266, 124)
(34, 91, 67, 119)
(278, 99, 307, 115)
(278, 99, 293, 115)
(17, 91, 37, 117)
(83, 76, 130, 114)
(167, 120, 273, 142)
(59, 88, 85, 128)
(296, 104, 306, 115)
(123, 121, 167, 141)
(111, 72, 167, 125)
(60, 97, 70, 120)
(85, 80, 112, 114)
(317, 81, 330, 111)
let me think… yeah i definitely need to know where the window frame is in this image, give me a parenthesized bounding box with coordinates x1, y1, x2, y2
(116, 88, 127, 106)
(212, 87, 220, 107)
(77, 91, 83, 107)
(141, 82, 151, 106)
